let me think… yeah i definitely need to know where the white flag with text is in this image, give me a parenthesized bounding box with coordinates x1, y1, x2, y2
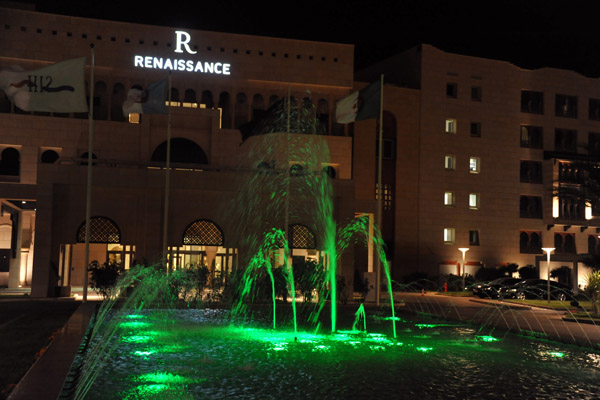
(0, 57, 88, 113)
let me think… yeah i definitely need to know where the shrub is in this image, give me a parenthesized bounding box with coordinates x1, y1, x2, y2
(518, 265, 538, 279)
(88, 260, 121, 299)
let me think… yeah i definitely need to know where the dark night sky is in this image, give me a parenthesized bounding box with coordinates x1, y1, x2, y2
(6, 0, 600, 77)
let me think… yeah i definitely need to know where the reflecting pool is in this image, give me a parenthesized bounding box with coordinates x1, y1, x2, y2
(81, 309, 600, 399)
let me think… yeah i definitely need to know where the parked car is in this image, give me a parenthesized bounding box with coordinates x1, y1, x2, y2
(501, 279, 576, 301)
(472, 277, 522, 299)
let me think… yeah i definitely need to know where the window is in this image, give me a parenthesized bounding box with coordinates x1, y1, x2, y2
(375, 183, 393, 211)
(445, 119, 456, 134)
(520, 196, 543, 219)
(555, 129, 577, 152)
(470, 122, 481, 137)
(443, 228, 455, 244)
(521, 90, 544, 114)
(554, 232, 576, 254)
(446, 83, 457, 98)
(376, 139, 396, 160)
(520, 125, 543, 149)
(589, 132, 600, 155)
(444, 191, 455, 206)
(469, 230, 480, 246)
(520, 161, 542, 183)
(469, 157, 480, 173)
(471, 86, 482, 102)
(444, 155, 455, 170)
(590, 99, 600, 121)
(520, 231, 542, 254)
(588, 235, 600, 255)
(469, 193, 480, 209)
(555, 94, 578, 118)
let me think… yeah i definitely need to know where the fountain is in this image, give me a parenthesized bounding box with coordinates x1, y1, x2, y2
(62, 97, 600, 399)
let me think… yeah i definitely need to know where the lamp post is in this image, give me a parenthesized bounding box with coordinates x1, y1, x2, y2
(458, 247, 469, 291)
(542, 247, 555, 303)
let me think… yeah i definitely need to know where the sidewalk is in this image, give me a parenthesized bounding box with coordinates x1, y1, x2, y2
(7, 301, 98, 400)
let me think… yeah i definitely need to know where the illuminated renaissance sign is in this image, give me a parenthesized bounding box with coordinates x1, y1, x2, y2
(134, 31, 231, 75)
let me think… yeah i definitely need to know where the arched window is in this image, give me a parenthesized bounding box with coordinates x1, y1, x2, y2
(289, 164, 304, 176)
(183, 219, 224, 246)
(201, 90, 214, 108)
(74, 81, 89, 119)
(111, 83, 126, 121)
(0, 147, 20, 178)
(93, 81, 108, 120)
(218, 92, 231, 129)
(184, 89, 197, 104)
(288, 223, 317, 249)
(40, 149, 59, 164)
(170, 87, 180, 103)
(323, 166, 336, 179)
(151, 138, 208, 164)
(252, 94, 265, 120)
(235, 92, 248, 128)
(76, 216, 121, 243)
(269, 95, 279, 108)
(79, 152, 97, 166)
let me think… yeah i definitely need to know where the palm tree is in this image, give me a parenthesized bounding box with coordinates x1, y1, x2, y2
(586, 270, 600, 315)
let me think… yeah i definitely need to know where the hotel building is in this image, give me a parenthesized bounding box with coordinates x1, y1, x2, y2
(1, 5, 598, 296)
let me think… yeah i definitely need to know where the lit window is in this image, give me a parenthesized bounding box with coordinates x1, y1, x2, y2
(376, 183, 393, 211)
(444, 191, 455, 206)
(445, 155, 455, 170)
(445, 119, 457, 134)
(469, 157, 480, 173)
(444, 228, 455, 244)
(469, 193, 480, 210)
(128, 113, 140, 124)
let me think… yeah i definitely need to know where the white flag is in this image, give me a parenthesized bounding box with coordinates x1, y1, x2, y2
(0, 57, 88, 113)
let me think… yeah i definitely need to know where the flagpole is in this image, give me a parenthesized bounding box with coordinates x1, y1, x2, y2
(162, 73, 172, 272)
(83, 44, 95, 303)
(376, 74, 384, 306)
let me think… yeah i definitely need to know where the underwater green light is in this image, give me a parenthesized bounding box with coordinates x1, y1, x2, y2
(133, 371, 197, 385)
(121, 335, 152, 344)
(475, 335, 500, 342)
(120, 321, 151, 329)
(549, 351, 565, 358)
(416, 347, 433, 352)
(122, 314, 148, 320)
(133, 350, 156, 357)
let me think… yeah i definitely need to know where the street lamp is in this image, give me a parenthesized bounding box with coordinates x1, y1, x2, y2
(458, 247, 469, 291)
(542, 247, 555, 303)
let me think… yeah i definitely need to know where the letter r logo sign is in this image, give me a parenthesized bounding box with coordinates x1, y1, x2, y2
(174, 31, 197, 55)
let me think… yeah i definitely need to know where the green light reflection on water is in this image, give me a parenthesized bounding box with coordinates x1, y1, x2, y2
(475, 335, 500, 343)
(119, 321, 151, 329)
(122, 314, 148, 320)
(121, 335, 153, 344)
(416, 347, 433, 353)
(133, 371, 197, 385)
(549, 351, 565, 358)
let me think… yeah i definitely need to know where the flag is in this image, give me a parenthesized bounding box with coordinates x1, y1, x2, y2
(122, 79, 168, 116)
(335, 80, 381, 124)
(0, 57, 88, 112)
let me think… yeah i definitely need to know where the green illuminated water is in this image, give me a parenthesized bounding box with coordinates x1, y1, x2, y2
(82, 309, 600, 399)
